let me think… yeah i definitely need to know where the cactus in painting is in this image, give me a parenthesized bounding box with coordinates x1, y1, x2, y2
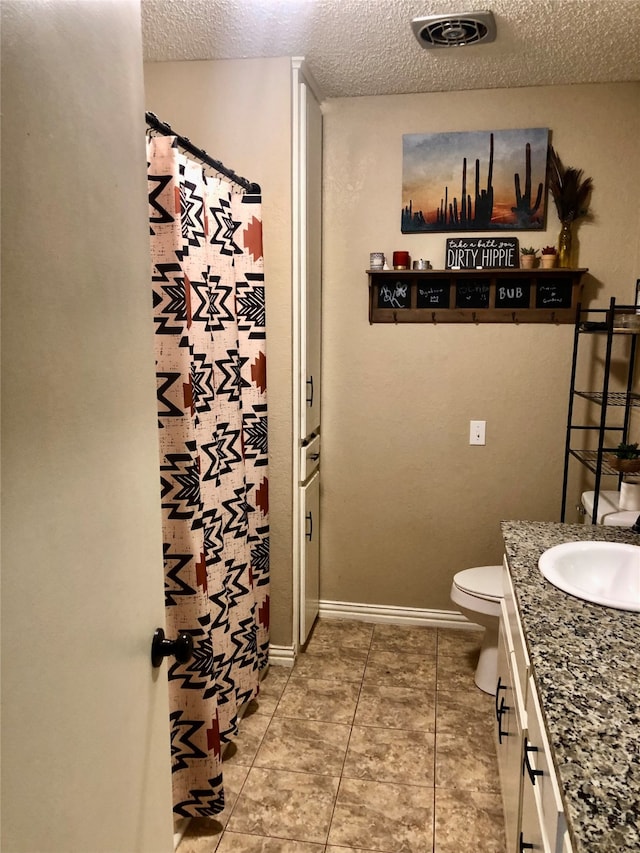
(473, 133, 494, 227)
(511, 142, 543, 227)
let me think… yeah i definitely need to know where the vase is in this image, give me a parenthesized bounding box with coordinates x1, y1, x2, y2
(520, 254, 536, 269)
(558, 221, 573, 268)
(540, 255, 556, 269)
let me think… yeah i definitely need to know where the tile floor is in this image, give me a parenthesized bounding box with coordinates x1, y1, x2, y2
(178, 619, 506, 853)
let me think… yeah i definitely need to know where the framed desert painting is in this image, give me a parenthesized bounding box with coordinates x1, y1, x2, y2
(401, 128, 549, 233)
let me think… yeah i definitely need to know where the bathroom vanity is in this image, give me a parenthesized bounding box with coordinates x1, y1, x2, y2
(498, 520, 640, 853)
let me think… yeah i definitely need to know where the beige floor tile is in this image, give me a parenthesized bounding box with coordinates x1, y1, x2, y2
(364, 650, 436, 690)
(214, 763, 251, 828)
(227, 767, 339, 844)
(328, 777, 434, 853)
(326, 848, 382, 853)
(179, 817, 223, 853)
(437, 627, 484, 656)
(292, 645, 368, 682)
(354, 681, 436, 732)
(371, 623, 438, 655)
(217, 832, 325, 852)
(343, 725, 435, 787)
(224, 713, 271, 767)
(434, 788, 506, 852)
(255, 666, 291, 716)
(306, 618, 374, 651)
(275, 676, 360, 725)
(436, 689, 494, 735)
(435, 726, 500, 793)
(436, 647, 482, 692)
(179, 763, 251, 846)
(254, 716, 351, 775)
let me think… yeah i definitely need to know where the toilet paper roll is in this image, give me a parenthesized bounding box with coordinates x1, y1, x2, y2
(619, 481, 640, 511)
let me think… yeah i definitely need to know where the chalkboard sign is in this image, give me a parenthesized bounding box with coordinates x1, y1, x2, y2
(446, 237, 519, 270)
(455, 283, 490, 309)
(417, 282, 450, 309)
(536, 280, 572, 309)
(495, 279, 530, 309)
(377, 280, 411, 309)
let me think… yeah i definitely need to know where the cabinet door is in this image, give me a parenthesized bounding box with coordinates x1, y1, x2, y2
(495, 620, 524, 853)
(520, 765, 549, 853)
(300, 78, 322, 440)
(300, 470, 320, 644)
(525, 676, 567, 853)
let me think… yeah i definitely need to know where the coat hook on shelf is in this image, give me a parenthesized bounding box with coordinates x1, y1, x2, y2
(393, 310, 398, 324)
(432, 312, 437, 324)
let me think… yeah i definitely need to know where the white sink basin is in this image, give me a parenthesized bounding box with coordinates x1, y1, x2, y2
(539, 541, 640, 611)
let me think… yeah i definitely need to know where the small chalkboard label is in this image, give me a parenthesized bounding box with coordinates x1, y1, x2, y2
(378, 280, 411, 309)
(446, 237, 519, 270)
(455, 283, 490, 309)
(495, 279, 530, 309)
(536, 280, 572, 308)
(417, 282, 450, 309)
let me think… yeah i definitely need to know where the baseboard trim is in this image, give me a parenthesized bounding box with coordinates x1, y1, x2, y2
(318, 599, 473, 629)
(268, 644, 296, 667)
(267, 604, 473, 667)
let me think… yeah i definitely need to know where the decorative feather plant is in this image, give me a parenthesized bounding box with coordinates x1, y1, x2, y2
(547, 146, 594, 224)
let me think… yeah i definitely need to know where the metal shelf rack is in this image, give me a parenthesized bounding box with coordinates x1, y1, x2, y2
(560, 297, 640, 523)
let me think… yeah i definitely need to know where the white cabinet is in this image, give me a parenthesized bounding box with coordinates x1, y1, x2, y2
(299, 470, 320, 644)
(300, 76, 322, 441)
(522, 675, 568, 853)
(497, 559, 573, 853)
(495, 616, 525, 853)
(292, 58, 323, 645)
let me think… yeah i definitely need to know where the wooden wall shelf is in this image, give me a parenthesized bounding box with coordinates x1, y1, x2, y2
(367, 268, 587, 324)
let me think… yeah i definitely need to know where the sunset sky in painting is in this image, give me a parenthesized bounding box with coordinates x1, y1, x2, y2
(402, 128, 549, 229)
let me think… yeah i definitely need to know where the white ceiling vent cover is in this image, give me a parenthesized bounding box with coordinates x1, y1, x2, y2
(411, 11, 496, 48)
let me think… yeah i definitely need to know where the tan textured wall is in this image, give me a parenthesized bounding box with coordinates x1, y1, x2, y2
(321, 82, 640, 611)
(143, 59, 294, 645)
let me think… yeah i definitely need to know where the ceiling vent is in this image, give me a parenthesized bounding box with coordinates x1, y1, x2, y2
(411, 10, 496, 48)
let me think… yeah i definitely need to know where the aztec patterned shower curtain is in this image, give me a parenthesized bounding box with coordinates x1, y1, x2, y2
(147, 135, 269, 817)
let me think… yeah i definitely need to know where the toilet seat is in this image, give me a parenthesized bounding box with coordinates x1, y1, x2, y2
(453, 565, 502, 601)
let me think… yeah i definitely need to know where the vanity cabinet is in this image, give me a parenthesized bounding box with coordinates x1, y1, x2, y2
(495, 616, 525, 853)
(496, 559, 573, 853)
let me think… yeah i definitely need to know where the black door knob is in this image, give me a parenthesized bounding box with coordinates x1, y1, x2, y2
(151, 627, 194, 668)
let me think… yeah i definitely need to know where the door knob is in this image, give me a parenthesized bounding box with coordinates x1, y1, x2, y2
(151, 627, 194, 668)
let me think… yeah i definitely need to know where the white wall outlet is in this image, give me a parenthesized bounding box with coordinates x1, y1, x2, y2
(470, 420, 486, 445)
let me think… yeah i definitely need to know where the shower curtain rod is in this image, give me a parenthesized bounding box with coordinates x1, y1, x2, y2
(145, 111, 261, 194)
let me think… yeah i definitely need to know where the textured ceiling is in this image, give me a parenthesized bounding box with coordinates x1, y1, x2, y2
(141, 0, 640, 99)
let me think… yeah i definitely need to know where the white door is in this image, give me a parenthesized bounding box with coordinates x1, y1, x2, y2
(297, 69, 323, 442)
(300, 470, 321, 643)
(303, 79, 323, 440)
(1, 3, 174, 851)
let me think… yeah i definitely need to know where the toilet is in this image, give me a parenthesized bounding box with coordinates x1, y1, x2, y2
(581, 489, 639, 527)
(450, 565, 503, 694)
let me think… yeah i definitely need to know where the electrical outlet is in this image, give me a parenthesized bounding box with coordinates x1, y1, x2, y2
(470, 420, 486, 445)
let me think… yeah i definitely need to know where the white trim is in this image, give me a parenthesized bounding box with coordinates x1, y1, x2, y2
(268, 644, 297, 667)
(291, 58, 303, 650)
(318, 600, 475, 630)
(291, 56, 323, 105)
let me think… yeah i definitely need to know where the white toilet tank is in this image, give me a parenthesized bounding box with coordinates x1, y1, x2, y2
(581, 490, 637, 527)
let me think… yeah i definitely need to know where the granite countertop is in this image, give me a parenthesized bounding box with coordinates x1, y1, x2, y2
(501, 520, 640, 852)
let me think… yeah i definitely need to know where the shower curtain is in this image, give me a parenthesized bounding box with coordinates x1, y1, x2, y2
(147, 135, 269, 817)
